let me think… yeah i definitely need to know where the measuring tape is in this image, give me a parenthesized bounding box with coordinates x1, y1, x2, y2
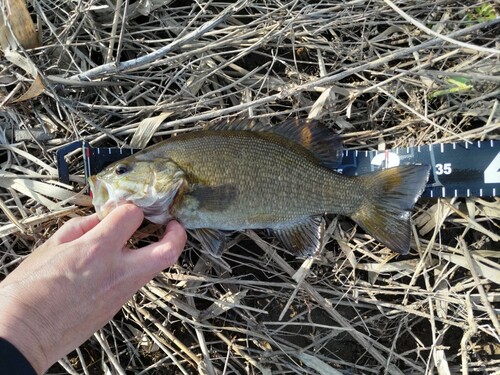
(340, 139, 499, 198)
(56, 139, 500, 198)
(56, 141, 139, 185)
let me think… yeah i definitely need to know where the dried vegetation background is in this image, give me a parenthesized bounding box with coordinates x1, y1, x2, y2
(1, 0, 499, 374)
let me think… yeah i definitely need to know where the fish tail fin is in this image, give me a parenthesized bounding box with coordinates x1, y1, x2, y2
(351, 165, 430, 254)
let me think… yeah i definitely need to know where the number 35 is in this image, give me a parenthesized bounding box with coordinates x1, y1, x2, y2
(435, 163, 452, 175)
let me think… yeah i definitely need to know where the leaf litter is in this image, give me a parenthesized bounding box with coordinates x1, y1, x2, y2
(0, 0, 499, 374)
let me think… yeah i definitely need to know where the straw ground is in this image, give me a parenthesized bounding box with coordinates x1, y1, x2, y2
(0, 0, 499, 374)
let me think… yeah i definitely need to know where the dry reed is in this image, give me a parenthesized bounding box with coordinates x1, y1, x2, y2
(0, 0, 499, 374)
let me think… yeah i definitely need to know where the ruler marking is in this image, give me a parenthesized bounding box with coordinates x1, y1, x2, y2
(465, 142, 469, 149)
(430, 190, 433, 198)
(491, 140, 494, 148)
(442, 187, 445, 197)
(452, 142, 456, 150)
(440, 143, 444, 153)
(494, 188, 497, 196)
(86, 157, 90, 179)
(417, 145, 421, 152)
(467, 188, 470, 197)
(355, 150, 358, 157)
(108, 149, 112, 155)
(477, 140, 481, 148)
(84, 147, 91, 179)
(97, 148, 100, 155)
(479, 188, 483, 196)
(454, 189, 457, 197)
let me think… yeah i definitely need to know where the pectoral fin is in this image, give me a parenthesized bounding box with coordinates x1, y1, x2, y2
(273, 216, 325, 257)
(189, 184, 238, 211)
(191, 228, 227, 257)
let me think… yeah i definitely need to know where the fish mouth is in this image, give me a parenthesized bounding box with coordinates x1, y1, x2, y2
(89, 176, 127, 220)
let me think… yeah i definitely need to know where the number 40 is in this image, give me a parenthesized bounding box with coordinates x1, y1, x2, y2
(484, 152, 500, 183)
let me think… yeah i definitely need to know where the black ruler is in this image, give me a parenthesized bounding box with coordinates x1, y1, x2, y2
(57, 140, 500, 198)
(56, 141, 139, 184)
(340, 139, 499, 198)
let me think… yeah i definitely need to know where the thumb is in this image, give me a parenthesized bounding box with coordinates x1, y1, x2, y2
(16, 214, 101, 274)
(46, 214, 100, 246)
(82, 204, 144, 250)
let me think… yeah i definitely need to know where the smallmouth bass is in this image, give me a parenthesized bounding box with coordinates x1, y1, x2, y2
(89, 118, 429, 256)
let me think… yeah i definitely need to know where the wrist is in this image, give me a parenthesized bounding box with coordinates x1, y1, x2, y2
(0, 289, 48, 374)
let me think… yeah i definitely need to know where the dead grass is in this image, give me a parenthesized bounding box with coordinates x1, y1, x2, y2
(1, 0, 499, 374)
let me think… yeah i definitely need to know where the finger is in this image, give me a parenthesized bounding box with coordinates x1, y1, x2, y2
(82, 204, 144, 249)
(48, 214, 101, 246)
(126, 221, 187, 277)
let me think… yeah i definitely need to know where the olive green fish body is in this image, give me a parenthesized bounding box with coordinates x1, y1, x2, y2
(139, 130, 361, 230)
(90, 119, 430, 256)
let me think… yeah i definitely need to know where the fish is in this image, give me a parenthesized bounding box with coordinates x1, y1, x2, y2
(89, 118, 430, 256)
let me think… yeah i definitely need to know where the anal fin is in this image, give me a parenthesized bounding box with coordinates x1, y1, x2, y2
(273, 216, 325, 257)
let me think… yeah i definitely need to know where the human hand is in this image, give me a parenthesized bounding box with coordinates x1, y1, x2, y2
(0, 204, 186, 374)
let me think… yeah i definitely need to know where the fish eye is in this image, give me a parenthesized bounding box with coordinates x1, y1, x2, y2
(115, 164, 129, 175)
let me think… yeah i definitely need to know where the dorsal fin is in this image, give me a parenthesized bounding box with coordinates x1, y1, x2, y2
(204, 117, 343, 169)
